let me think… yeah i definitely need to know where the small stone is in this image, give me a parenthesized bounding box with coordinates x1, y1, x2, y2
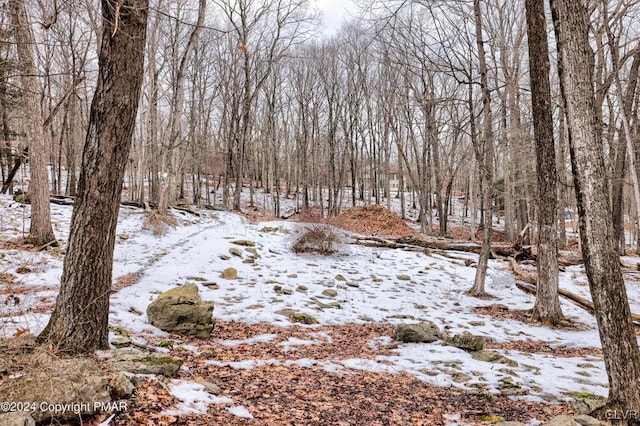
(296, 285, 308, 292)
(110, 372, 135, 398)
(544, 415, 579, 426)
(469, 320, 485, 326)
(274, 285, 293, 295)
(396, 274, 411, 281)
(275, 309, 298, 317)
(576, 363, 597, 369)
(322, 289, 338, 297)
(559, 319, 573, 328)
(220, 268, 238, 280)
(110, 335, 132, 348)
(231, 240, 255, 247)
(219, 255, 231, 261)
(201, 282, 219, 289)
(573, 414, 601, 426)
(118, 233, 129, 241)
(229, 248, 243, 257)
(451, 372, 471, 383)
(196, 380, 222, 395)
(472, 350, 518, 367)
(346, 282, 360, 288)
(335, 274, 347, 281)
(242, 258, 255, 264)
(287, 273, 298, 278)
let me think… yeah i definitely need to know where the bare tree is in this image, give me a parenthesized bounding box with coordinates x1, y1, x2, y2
(9, 0, 56, 245)
(551, 0, 640, 419)
(469, 0, 494, 297)
(525, 0, 563, 324)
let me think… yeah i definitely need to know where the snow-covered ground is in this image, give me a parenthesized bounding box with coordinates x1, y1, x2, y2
(1, 192, 638, 422)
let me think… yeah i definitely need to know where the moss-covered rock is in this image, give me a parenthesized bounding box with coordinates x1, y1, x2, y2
(146, 283, 215, 338)
(102, 348, 183, 377)
(445, 332, 486, 351)
(393, 321, 441, 343)
(292, 313, 319, 324)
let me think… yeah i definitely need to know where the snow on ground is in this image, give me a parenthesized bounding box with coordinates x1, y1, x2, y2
(1, 192, 638, 419)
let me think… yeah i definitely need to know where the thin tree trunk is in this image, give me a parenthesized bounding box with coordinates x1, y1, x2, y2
(9, 0, 56, 245)
(470, 0, 494, 297)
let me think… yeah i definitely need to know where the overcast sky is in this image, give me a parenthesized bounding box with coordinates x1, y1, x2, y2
(312, 0, 357, 35)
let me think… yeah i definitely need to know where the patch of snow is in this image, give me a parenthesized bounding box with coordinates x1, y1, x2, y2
(227, 405, 254, 419)
(218, 333, 277, 346)
(163, 379, 232, 415)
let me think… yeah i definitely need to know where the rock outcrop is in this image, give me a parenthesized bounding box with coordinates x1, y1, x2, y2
(147, 283, 214, 338)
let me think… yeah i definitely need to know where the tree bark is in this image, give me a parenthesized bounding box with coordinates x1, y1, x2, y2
(39, 0, 149, 355)
(525, 0, 564, 324)
(469, 0, 494, 297)
(551, 0, 640, 420)
(9, 0, 56, 246)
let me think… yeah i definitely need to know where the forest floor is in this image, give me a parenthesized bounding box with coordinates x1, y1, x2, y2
(1, 193, 637, 425)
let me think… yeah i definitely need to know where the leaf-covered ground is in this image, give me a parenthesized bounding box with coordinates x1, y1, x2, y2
(1, 194, 634, 424)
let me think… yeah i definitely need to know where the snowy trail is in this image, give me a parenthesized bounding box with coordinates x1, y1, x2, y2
(1, 194, 633, 419)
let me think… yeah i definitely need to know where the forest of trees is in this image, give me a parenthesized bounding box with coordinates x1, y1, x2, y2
(0, 0, 628, 241)
(3, 0, 640, 422)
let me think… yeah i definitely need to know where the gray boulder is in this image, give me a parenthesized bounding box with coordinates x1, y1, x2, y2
(445, 332, 486, 351)
(393, 321, 441, 343)
(147, 283, 214, 338)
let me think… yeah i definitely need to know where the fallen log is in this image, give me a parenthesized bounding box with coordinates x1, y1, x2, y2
(357, 235, 536, 260)
(509, 258, 640, 325)
(354, 236, 431, 254)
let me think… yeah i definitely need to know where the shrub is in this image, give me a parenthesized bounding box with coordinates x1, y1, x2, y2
(292, 225, 339, 255)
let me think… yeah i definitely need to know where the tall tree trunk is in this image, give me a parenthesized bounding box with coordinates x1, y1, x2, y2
(9, 0, 56, 245)
(526, 0, 563, 324)
(469, 0, 494, 297)
(551, 0, 640, 420)
(39, 0, 149, 355)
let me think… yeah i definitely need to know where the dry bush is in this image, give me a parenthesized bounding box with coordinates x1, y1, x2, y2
(292, 225, 339, 255)
(143, 211, 178, 236)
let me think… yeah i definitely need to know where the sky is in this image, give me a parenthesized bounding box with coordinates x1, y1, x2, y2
(313, 0, 357, 36)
